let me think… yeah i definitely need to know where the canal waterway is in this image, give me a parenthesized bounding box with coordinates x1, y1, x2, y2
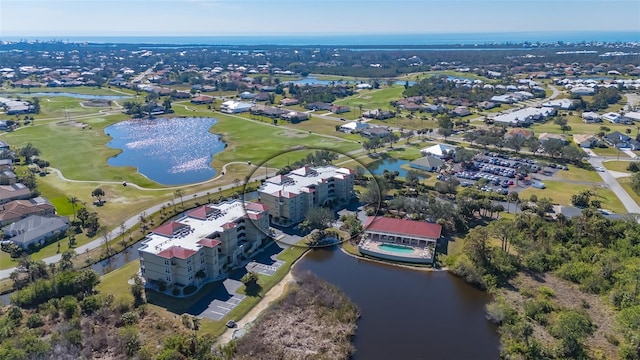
(294, 247, 500, 359)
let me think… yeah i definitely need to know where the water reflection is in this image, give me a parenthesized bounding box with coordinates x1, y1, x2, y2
(106, 117, 225, 185)
(295, 247, 499, 359)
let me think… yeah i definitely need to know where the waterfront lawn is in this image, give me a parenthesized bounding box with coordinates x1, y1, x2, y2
(3, 114, 162, 186)
(518, 181, 626, 214)
(96, 259, 139, 303)
(210, 113, 360, 169)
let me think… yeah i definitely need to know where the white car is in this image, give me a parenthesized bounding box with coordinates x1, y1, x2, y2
(595, 167, 605, 172)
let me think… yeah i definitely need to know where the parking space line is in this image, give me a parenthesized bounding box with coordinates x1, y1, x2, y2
(211, 310, 226, 316)
(218, 304, 232, 310)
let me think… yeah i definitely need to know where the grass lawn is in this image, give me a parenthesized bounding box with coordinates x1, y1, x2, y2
(387, 147, 424, 161)
(619, 178, 640, 208)
(209, 113, 360, 169)
(554, 165, 604, 183)
(602, 160, 636, 173)
(518, 180, 626, 214)
(0, 86, 137, 97)
(95, 259, 139, 303)
(591, 146, 630, 158)
(334, 86, 405, 112)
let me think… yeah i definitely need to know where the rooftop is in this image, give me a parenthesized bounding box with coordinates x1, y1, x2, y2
(260, 165, 353, 197)
(140, 200, 266, 258)
(363, 216, 442, 240)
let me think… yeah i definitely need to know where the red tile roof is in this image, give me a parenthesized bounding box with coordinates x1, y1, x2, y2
(157, 246, 196, 259)
(197, 238, 221, 248)
(245, 202, 269, 212)
(222, 222, 237, 230)
(187, 205, 217, 220)
(247, 212, 264, 221)
(363, 216, 442, 239)
(152, 221, 187, 237)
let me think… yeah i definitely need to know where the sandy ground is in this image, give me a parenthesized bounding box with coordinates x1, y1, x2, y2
(215, 271, 295, 346)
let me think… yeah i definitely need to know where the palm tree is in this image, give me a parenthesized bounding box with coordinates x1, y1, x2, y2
(174, 189, 185, 209)
(67, 196, 79, 220)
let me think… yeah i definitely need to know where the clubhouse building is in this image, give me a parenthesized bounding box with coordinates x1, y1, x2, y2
(258, 165, 355, 226)
(138, 200, 270, 292)
(359, 217, 442, 264)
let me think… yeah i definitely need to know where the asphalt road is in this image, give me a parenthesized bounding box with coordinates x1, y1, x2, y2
(588, 154, 640, 214)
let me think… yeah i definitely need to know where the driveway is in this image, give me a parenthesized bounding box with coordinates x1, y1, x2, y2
(588, 156, 640, 214)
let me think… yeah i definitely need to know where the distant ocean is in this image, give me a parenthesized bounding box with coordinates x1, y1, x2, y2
(2, 31, 639, 46)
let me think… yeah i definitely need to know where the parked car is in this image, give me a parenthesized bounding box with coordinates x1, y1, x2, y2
(226, 320, 237, 328)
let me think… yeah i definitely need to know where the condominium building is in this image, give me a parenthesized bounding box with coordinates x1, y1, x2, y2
(138, 200, 269, 291)
(258, 165, 355, 226)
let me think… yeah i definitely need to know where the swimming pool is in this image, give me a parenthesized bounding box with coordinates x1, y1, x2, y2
(378, 243, 415, 254)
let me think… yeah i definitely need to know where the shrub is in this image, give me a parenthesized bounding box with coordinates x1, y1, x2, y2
(524, 298, 554, 325)
(26, 314, 44, 328)
(65, 329, 83, 347)
(537, 286, 556, 299)
(172, 287, 181, 296)
(61, 296, 78, 319)
(80, 295, 101, 315)
(121, 311, 139, 326)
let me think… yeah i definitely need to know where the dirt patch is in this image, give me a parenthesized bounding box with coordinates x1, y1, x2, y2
(277, 130, 308, 138)
(501, 273, 618, 358)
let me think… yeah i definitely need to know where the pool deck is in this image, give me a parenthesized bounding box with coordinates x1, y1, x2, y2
(358, 239, 434, 264)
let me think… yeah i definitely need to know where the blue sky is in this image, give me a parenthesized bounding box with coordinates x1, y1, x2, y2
(1, 0, 639, 36)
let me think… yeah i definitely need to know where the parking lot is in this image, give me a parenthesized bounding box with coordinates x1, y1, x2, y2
(246, 259, 284, 276)
(449, 152, 567, 194)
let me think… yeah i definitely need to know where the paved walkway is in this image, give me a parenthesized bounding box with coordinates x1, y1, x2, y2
(588, 156, 640, 214)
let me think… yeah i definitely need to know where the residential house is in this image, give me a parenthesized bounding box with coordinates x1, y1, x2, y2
(490, 95, 516, 104)
(0, 197, 56, 226)
(477, 101, 497, 110)
(570, 87, 596, 96)
(451, 106, 471, 117)
(356, 83, 372, 90)
(138, 200, 270, 293)
(220, 100, 252, 114)
(330, 105, 350, 114)
(239, 91, 256, 100)
(258, 166, 354, 226)
(361, 127, 391, 138)
(305, 102, 333, 111)
(542, 99, 576, 110)
(573, 134, 598, 148)
(190, 95, 213, 104)
(504, 128, 534, 140)
(279, 98, 300, 106)
(339, 121, 369, 134)
(0, 170, 17, 184)
(2, 215, 69, 249)
(362, 109, 395, 120)
(410, 156, 445, 172)
(254, 92, 270, 102)
(0, 159, 13, 171)
(280, 111, 309, 123)
(492, 107, 555, 127)
(604, 131, 640, 149)
(420, 143, 457, 159)
(538, 133, 567, 144)
(582, 112, 602, 123)
(602, 112, 625, 124)
(0, 183, 31, 204)
(623, 111, 640, 123)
